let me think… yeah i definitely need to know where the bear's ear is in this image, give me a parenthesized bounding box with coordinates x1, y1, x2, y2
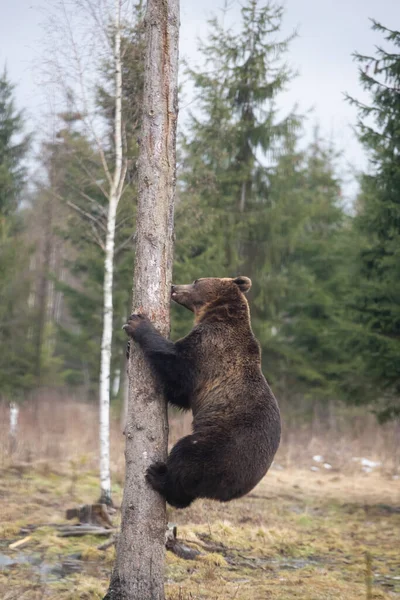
(233, 276, 252, 293)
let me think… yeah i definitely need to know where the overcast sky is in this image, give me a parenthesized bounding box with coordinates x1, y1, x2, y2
(1, 0, 399, 200)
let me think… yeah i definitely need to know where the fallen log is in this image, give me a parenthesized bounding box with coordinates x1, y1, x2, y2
(165, 537, 202, 560)
(58, 524, 116, 537)
(98, 535, 118, 551)
(96, 523, 202, 561)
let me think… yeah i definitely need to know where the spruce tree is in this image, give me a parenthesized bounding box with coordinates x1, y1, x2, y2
(0, 68, 30, 220)
(345, 22, 400, 421)
(267, 135, 347, 400)
(174, 0, 346, 406)
(0, 69, 32, 396)
(174, 0, 300, 337)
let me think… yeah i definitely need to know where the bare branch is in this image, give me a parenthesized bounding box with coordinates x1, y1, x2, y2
(119, 182, 131, 200)
(78, 160, 111, 201)
(115, 231, 136, 255)
(66, 200, 106, 234)
(55, 0, 113, 186)
(114, 215, 131, 230)
(88, 221, 106, 250)
(68, 186, 108, 223)
(116, 159, 128, 201)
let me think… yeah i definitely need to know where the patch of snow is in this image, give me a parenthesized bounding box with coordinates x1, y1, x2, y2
(362, 466, 373, 474)
(310, 466, 320, 472)
(361, 458, 381, 468)
(323, 463, 332, 470)
(353, 457, 381, 470)
(312, 455, 324, 463)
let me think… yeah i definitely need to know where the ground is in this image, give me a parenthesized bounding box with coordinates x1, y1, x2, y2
(1, 462, 399, 600)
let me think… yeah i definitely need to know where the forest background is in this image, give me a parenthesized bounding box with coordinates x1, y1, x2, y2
(1, 2, 400, 597)
(1, 0, 399, 446)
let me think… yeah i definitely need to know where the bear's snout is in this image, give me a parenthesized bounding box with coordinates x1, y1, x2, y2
(171, 285, 178, 299)
(170, 284, 196, 311)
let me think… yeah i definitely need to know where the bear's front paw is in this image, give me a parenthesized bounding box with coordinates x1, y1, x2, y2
(122, 313, 149, 338)
(146, 462, 168, 491)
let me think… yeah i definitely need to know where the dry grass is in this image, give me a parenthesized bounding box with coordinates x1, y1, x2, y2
(1, 396, 400, 599)
(1, 463, 399, 599)
(1, 395, 399, 474)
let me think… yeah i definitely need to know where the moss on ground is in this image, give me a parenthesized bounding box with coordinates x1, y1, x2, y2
(0, 464, 399, 599)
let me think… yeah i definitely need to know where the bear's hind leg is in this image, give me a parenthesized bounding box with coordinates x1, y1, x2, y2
(146, 461, 194, 509)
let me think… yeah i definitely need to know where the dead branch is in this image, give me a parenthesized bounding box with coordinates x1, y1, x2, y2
(115, 232, 136, 255)
(58, 524, 116, 537)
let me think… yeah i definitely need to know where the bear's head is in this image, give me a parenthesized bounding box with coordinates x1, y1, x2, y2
(171, 277, 252, 319)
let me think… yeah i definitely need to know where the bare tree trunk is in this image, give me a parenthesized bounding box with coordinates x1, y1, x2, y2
(239, 181, 247, 213)
(35, 194, 53, 384)
(99, 0, 126, 506)
(104, 0, 179, 597)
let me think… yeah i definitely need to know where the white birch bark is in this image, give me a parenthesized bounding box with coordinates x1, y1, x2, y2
(99, 0, 126, 505)
(104, 0, 180, 596)
(112, 369, 121, 396)
(9, 402, 19, 455)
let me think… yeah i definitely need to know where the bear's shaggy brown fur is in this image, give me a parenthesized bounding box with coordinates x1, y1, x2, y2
(124, 276, 281, 508)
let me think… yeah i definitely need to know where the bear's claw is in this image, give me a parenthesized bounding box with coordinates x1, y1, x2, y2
(123, 313, 148, 338)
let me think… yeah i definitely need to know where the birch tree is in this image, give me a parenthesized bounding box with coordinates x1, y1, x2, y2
(104, 0, 179, 596)
(42, 0, 133, 505)
(98, 0, 126, 506)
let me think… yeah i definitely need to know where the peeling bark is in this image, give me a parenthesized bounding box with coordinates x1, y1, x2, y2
(104, 0, 179, 597)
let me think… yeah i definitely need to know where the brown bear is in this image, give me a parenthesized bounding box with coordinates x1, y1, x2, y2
(123, 276, 281, 508)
